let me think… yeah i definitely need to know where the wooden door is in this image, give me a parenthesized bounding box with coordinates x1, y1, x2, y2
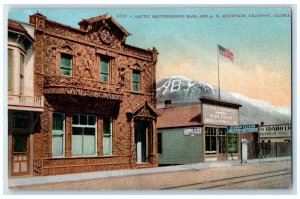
(12, 133, 30, 176)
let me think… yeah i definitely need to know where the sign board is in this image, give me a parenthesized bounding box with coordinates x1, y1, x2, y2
(260, 124, 291, 138)
(184, 128, 202, 136)
(202, 104, 239, 126)
(228, 124, 259, 133)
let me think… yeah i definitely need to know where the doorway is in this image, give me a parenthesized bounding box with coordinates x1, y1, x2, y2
(11, 133, 30, 176)
(134, 121, 150, 164)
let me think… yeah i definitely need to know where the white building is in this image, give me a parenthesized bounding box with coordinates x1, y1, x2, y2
(8, 19, 43, 177)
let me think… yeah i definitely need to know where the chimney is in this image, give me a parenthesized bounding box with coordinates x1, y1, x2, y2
(261, 122, 264, 126)
(164, 100, 172, 109)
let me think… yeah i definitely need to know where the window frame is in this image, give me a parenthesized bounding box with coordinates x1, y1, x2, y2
(132, 69, 141, 93)
(103, 117, 113, 156)
(52, 112, 65, 158)
(19, 52, 25, 95)
(71, 114, 97, 157)
(205, 127, 217, 155)
(8, 48, 14, 93)
(60, 53, 73, 77)
(99, 56, 110, 83)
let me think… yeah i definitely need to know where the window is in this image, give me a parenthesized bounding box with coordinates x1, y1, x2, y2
(52, 113, 65, 157)
(157, 133, 162, 154)
(205, 127, 217, 154)
(60, 53, 72, 76)
(13, 135, 27, 153)
(228, 133, 239, 153)
(8, 49, 13, 91)
(100, 57, 110, 82)
(20, 53, 24, 95)
(72, 114, 96, 156)
(132, 70, 140, 92)
(103, 117, 112, 155)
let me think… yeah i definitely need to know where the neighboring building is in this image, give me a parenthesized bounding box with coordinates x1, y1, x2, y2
(259, 123, 291, 143)
(157, 101, 203, 165)
(8, 13, 159, 177)
(157, 97, 242, 165)
(8, 19, 44, 177)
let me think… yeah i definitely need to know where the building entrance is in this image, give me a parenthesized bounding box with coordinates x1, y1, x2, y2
(205, 127, 228, 162)
(11, 133, 30, 176)
(134, 121, 150, 163)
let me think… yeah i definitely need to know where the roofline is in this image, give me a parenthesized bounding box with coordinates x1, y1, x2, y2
(157, 124, 203, 130)
(8, 18, 35, 27)
(8, 19, 34, 43)
(260, 123, 292, 127)
(199, 96, 242, 108)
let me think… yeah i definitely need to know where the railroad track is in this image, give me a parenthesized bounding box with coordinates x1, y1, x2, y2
(161, 169, 291, 190)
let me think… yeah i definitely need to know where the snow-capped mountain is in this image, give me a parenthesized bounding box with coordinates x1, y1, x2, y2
(156, 76, 291, 125)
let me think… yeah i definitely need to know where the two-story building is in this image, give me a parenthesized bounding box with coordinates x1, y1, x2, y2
(8, 19, 44, 177)
(8, 13, 159, 177)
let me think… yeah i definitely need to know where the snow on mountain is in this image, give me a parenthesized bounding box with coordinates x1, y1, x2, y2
(156, 76, 291, 125)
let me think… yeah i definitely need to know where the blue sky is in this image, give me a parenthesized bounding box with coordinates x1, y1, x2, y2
(8, 8, 292, 106)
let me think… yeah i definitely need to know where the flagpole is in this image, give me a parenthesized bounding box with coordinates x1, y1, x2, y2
(217, 45, 220, 100)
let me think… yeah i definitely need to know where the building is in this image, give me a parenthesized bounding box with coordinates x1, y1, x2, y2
(157, 97, 242, 165)
(157, 101, 203, 165)
(8, 19, 44, 177)
(259, 123, 291, 143)
(8, 13, 159, 177)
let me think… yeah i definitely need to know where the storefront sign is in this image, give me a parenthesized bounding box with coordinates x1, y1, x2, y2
(184, 128, 202, 136)
(228, 124, 259, 133)
(65, 88, 122, 101)
(202, 104, 239, 126)
(260, 124, 291, 138)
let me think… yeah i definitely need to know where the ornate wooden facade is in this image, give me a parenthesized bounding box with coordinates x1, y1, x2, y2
(29, 13, 159, 176)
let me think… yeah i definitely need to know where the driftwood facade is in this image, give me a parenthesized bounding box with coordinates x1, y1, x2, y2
(29, 13, 159, 176)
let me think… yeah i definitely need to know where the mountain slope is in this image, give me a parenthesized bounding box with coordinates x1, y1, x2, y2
(156, 76, 291, 125)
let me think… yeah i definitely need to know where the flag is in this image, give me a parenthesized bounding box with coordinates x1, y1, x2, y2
(218, 45, 234, 62)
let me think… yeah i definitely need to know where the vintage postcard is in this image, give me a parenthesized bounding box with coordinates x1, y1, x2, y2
(5, 6, 292, 192)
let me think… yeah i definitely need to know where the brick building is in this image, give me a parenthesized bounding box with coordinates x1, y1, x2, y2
(9, 13, 159, 177)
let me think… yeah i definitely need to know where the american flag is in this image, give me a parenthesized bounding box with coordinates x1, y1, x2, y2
(218, 45, 234, 62)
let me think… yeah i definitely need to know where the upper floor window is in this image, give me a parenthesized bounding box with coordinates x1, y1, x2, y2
(100, 57, 110, 82)
(132, 70, 140, 93)
(60, 53, 72, 76)
(20, 53, 24, 95)
(8, 49, 13, 92)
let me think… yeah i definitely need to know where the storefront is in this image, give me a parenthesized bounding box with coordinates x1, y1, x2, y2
(200, 97, 241, 162)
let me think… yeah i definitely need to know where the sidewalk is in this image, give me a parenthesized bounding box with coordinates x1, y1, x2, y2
(8, 156, 291, 188)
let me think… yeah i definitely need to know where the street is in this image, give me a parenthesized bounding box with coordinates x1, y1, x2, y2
(12, 160, 291, 190)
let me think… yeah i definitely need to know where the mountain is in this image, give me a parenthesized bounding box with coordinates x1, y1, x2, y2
(156, 76, 291, 125)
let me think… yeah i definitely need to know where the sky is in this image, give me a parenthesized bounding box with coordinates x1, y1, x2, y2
(8, 7, 292, 107)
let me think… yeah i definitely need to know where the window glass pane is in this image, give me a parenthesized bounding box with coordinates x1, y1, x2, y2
(100, 59, 109, 73)
(8, 49, 13, 91)
(72, 115, 79, 125)
(132, 71, 140, 82)
(83, 128, 95, 155)
(20, 54, 24, 75)
(53, 113, 63, 130)
(103, 136, 112, 155)
(61, 54, 72, 69)
(211, 136, 216, 151)
(52, 135, 63, 156)
(133, 83, 140, 92)
(103, 117, 111, 135)
(157, 133, 162, 154)
(13, 136, 27, 152)
(80, 115, 87, 125)
(60, 68, 71, 76)
(88, 115, 95, 125)
(72, 127, 83, 156)
(100, 74, 109, 82)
